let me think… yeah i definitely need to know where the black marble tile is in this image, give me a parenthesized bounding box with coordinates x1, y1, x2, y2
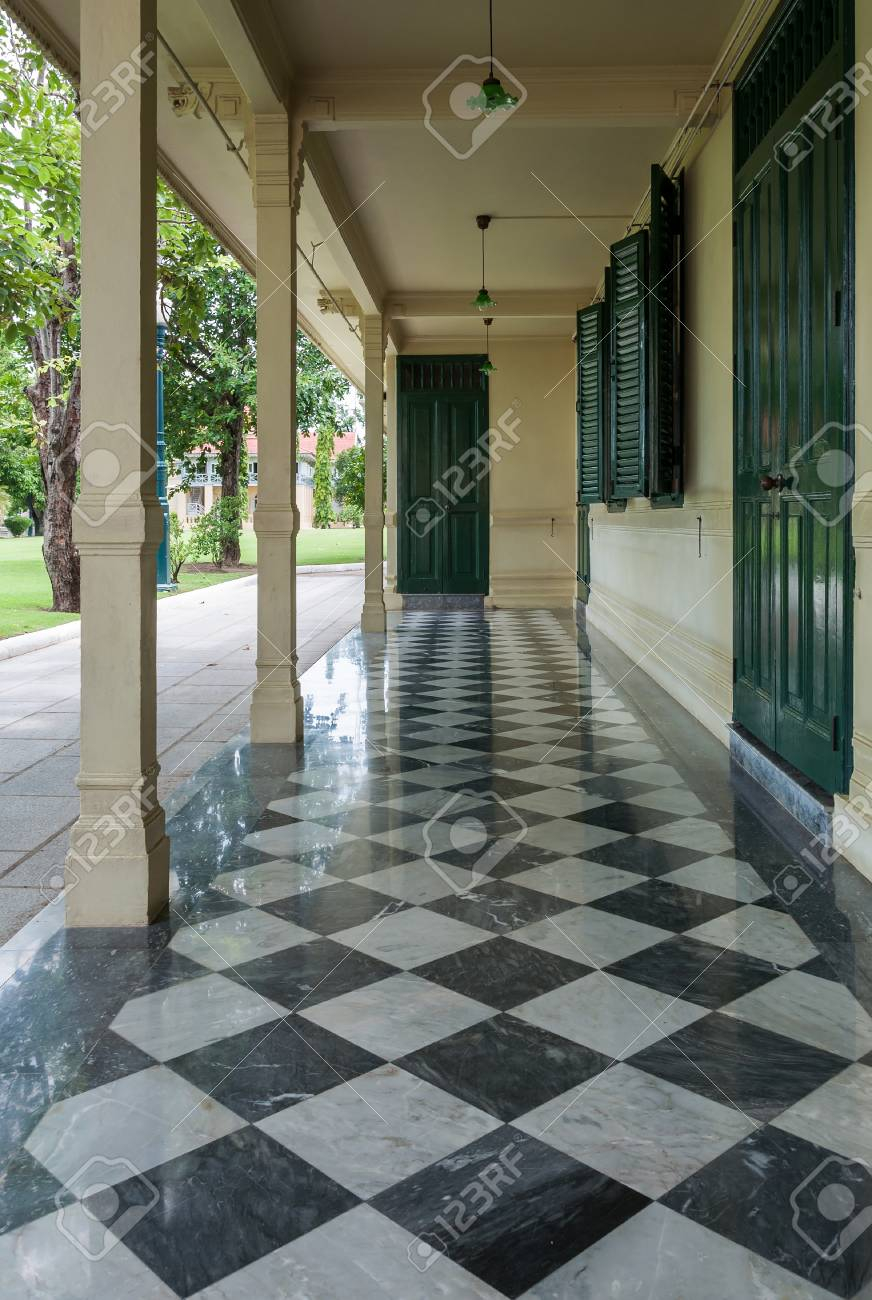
(224, 936, 396, 1012)
(573, 801, 677, 835)
(399, 1012, 609, 1121)
(605, 934, 782, 1009)
(131, 948, 214, 997)
(0, 1146, 73, 1235)
(56, 1029, 156, 1100)
(425, 879, 576, 934)
(665, 1126, 872, 1299)
(167, 1016, 384, 1122)
(317, 805, 424, 836)
(372, 1125, 648, 1297)
(103, 1126, 359, 1297)
(582, 775, 667, 802)
(432, 840, 564, 880)
(631, 1011, 850, 1121)
(415, 936, 589, 1010)
(588, 878, 741, 932)
(263, 880, 408, 934)
(578, 835, 707, 877)
(292, 839, 420, 879)
(167, 886, 250, 929)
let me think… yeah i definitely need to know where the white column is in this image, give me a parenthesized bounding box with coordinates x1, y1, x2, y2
(384, 351, 402, 610)
(361, 314, 386, 632)
(66, 0, 168, 924)
(250, 113, 304, 741)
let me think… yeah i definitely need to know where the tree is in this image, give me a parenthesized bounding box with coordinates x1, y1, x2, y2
(1, 14, 81, 608)
(333, 445, 365, 517)
(313, 427, 335, 528)
(0, 338, 44, 528)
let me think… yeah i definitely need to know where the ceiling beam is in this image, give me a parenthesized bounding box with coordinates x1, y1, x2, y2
(299, 66, 711, 131)
(303, 133, 386, 317)
(193, 0, 290, 113)
(387, 290, 593, 319)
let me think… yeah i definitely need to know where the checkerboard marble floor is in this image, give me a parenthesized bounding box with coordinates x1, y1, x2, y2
(3, 609, 872, 1297)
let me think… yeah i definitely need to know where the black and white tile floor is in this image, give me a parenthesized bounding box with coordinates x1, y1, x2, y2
(3, 610, 872, 1297)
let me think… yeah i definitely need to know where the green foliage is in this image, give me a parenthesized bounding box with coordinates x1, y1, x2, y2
(333, 445, 365, 515)
(4, 513, 30, 536)
(190, 494, 247, 568)
(0, 339, 43, 514)
(168, 513, 193, 583)
(338, 502, 363, 527)
(313, 427, 336, 528)
(296, 333, 357, 439)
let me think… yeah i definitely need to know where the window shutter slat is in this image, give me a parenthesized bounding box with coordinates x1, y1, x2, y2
(649, 164, 684, 502)
(576, 302, 607, 504)
(609, 229, 648, 499)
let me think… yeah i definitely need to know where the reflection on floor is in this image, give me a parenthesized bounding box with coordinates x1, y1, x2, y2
(2, 609, 872, 1298)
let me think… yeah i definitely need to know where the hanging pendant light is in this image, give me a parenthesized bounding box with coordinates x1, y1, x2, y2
(480, 318, 497, 374)
(467, 0, 519, 113)
(472, 214, 497, 311)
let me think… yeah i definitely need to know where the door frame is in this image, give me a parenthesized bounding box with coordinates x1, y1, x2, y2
(396, 354, 490, 595)
(732, 0, 855, 794)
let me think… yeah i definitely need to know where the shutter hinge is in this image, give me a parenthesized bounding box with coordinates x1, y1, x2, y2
(832, 716, 840, 752)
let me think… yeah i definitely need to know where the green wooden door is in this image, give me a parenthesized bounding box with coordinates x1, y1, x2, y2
(734, 0, 852, 793)
(397, 357, 489, 595)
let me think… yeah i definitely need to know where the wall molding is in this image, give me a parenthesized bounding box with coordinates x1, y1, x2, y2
(487, 570, 575, 609)
(587, 584, 732, 741)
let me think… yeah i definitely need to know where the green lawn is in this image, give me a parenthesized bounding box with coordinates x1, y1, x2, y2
(0, 528, 366, 640)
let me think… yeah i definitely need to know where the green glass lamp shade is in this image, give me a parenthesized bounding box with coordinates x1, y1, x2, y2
(467, 76, 519, 113)
(480, 358, 496, 374)
(472, 287, 497, 310)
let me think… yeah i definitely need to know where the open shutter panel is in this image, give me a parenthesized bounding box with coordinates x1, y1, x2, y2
(609, 230, 649, 499)
(576, 303, 607, 504)
(649, 164, 684, 501)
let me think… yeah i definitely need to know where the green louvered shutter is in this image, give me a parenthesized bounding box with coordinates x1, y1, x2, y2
(576, 303, 607, 504)
(649, 164, 683, 502)
(609, 230, 648, 499)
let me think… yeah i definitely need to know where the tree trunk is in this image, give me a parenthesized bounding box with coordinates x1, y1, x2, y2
(218, 410, 245, 567)
(26, 238, 81, 612)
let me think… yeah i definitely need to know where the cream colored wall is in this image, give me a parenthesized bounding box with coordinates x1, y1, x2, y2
(834, 0, 872, 879)
(586, 107, 735, 741)
(389, 336, 577, 608)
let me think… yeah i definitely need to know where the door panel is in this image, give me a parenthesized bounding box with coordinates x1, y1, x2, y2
(397, 358, 489, 595)
(733, 13, 851, 794)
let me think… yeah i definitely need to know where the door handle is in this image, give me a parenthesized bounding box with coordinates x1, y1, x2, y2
(760, 473, 791, 491)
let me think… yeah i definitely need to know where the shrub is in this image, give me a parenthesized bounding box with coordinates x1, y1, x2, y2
(169, 513, 193, 582)
(190, 496, 245, 568)
(3, 514, 30, 537)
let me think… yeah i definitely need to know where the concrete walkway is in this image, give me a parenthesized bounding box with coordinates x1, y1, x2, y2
(0, 571, 364, 941)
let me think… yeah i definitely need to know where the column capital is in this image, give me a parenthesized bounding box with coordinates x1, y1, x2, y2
(252, 111, 306, 212)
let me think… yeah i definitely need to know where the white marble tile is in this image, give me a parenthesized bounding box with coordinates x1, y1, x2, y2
(508, 857, 644, 905)
(523, 1202, 836, 1300)
(601, 741, 664, 761)
(524, 819, 626, 857)
(687, 903, 819, 967)
(268, 790, 367, 819)
(517, 1063, 755, 1198)
(194, 1204, 503, 1299)
(507, 787, 610, 818)
(355, 859, 478, 904)
(500, 764, 591, 787)
(641, 817, 734, 854)
(259, 1064, 501, 1197)
(111, 972, 285, 1060)
(514, 971, 705, 1058)
(211, 859, 339, 906)
(773, 1063, 872, 1164)
(243, 820, 357, 857)
(660, 855, 770, 903)
(612, 762, 685, 787)
(404, 744, 483, 764)
(0, 1211, 177, 1299)
(381, 788, 484, 818)
(509, 903, 670, 967)
(299, 971, 494, 1058)
(723, 970, 872, 1060)
(169, 907, 315, 971)
(333, 905, 488, 968)
(25, 1064, 245, 1188)
(372, 819, 483, 857)
(627, 786, 707, 817)
(399, 764, 482, 789)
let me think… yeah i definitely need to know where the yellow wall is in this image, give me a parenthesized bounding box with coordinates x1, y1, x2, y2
(388, 336, 577, 608)
(587, 108, 735, 740)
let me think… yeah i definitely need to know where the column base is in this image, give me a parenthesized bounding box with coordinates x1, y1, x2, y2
(361, 601, 387, 633)
(64, 819, 170, 927)
(251, 679, 304, 742)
